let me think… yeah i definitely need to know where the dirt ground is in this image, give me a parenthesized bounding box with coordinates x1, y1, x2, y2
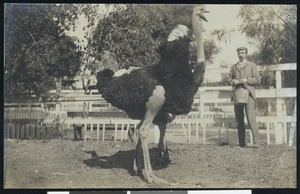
(4, 132, 296, 189)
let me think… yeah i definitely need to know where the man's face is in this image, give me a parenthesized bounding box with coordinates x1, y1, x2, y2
(237, 50, 247, 62)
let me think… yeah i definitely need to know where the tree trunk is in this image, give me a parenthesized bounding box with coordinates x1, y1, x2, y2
(57, 77, 62, 98)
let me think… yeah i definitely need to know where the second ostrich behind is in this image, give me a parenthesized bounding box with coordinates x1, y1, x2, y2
(96, 6, 208, 184)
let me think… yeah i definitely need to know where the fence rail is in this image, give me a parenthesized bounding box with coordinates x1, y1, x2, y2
(65, 118, 140, 142)
(4, 63, 296, 145)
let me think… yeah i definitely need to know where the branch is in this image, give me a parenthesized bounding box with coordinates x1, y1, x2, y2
(15, 11, 37, 44)
(27, 29, 36, 44)
(265, 7, 296, 36)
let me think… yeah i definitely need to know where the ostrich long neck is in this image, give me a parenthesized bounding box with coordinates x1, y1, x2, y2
(192, 7, 206, 89)
(192, 10, 205, 63)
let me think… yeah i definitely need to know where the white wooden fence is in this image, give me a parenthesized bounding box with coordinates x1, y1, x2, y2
(65, 118, 140, 142)
(4, 63, 296, 145)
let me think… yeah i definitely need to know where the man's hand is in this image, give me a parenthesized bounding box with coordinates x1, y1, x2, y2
(232, 79, 240, 85)
(240, 78, 248, 84)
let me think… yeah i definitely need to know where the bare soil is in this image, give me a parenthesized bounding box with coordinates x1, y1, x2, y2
(4, 134, 296, 189)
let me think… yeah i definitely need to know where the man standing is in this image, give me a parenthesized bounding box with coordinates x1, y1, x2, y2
(228, 47, 262, 148)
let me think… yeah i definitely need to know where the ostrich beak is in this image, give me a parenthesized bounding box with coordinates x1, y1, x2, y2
(197, 10, 209, 22)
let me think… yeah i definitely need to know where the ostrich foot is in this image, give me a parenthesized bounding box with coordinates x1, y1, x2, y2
(157, 155, 171, 167)
(143, 171, 168, 184)
(133, 159, 174, 185)
(142, 171, 178, 185)
(157, 149, 171, 167)
(133, 159, 143, 176)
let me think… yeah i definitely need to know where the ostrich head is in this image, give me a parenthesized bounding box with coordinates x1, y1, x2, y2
(193, 5, 209, 22)
(167, 6, 208, 42)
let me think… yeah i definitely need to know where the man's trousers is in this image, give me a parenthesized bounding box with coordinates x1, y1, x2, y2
(234, 96, 261, 147)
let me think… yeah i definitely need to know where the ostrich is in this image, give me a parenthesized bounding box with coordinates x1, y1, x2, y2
(95, 6, 208, 184)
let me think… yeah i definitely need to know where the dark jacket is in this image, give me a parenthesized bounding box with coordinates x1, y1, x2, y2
(228, 60, 261, 100)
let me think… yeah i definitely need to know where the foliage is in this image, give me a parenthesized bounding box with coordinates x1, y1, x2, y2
(4, 4, 222, 102)
(238, 5, 296, 88)
(52, 4, 118, 62)
(4, 4, 82, 102)
(203, 39, 221, 64)
(90, 5, 163, 69)
(89, 4, 220, 69)
(239, 5, 296, 64)
(211, 28, 236, 44)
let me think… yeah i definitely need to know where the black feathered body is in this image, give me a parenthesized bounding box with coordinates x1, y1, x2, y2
(97, 37, 199, 124)
(97, 67, 159, 120)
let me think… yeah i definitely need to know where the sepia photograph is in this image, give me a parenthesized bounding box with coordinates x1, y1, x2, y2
(3, 3, 297, 189)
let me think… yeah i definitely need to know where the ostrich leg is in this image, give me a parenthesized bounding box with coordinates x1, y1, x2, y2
(137, 113, 169, 184)
(129, 121, 142, 144)
(134, 85, 169, 184)
(132, 121, 145, 176)
(133, 128, 143, 176)
(157, 123, 170, 166)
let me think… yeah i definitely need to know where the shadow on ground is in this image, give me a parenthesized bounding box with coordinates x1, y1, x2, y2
(83, 147, 171, 175)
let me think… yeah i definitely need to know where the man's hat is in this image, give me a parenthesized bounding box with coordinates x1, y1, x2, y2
(237, 47, 248, 52)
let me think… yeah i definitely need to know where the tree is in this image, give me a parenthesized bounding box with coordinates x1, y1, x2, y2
(4, 4, 82, 102)
(89, 4, 220, 70)
(238, 5, 296, 88)
(239, 5, 296, 64)
(46, 35, 83, 94)
(89, 4, 164, 69)
(203, 39, 221, 64)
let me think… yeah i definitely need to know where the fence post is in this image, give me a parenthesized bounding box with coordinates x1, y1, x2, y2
(90, 123, 94, 140)
(21, 124, 25, 139)
(46, 124, 53, 139)
(31, 124, 36, 139)
(121, 123, 125, 142)
(195, 123, 199, 143)
(10, 123, 15, 139)
(25, 124, 31, 139)
(114, 124, 118, 142)
(203, 123, 206, 145)
(199, 90, 204, 119)
(96, 124, 100, 141)
(275, 123, 284, 145)
(266, 122, 270, 145)
(181, 123, 187, 141)
(218, 126, 221, 145)
(289, 101, 297, 146)
(4, 123, 8, 138)
(83, 124, 87, 141)
(36, 124, 41, 139)
(225, 123, 229, 145)
(102, 124, 105, 142)
(15, 123, 20, 139)
(187, 123, 191, 144)
(275, 69, 287, 145)
(41, 124, 47, 139)
(283, 122, 287, 144)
